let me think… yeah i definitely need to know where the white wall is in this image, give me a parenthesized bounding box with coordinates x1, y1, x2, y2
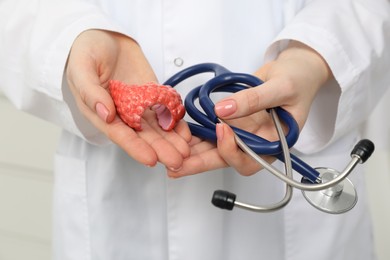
(0, 92, 389, 260)
(0, 94, 59, 260)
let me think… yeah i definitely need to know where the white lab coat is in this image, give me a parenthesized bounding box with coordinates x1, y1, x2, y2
(1, 0, 389, 259)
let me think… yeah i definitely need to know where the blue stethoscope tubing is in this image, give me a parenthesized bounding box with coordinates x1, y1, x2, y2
(163, 63, 320, 183)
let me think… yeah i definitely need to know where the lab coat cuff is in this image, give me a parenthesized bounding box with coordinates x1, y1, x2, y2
(264, 22, 359, 89)
(42, 16, 128, 101)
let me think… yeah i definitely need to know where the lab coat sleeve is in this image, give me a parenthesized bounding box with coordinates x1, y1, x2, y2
(0, 0, 128, 145)
(265, 0, 390, 153)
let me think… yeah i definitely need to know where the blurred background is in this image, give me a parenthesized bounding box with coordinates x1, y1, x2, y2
(0, 90, 389, 260)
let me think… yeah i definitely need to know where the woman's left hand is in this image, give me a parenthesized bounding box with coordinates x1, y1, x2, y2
(167, 41, 332, 178)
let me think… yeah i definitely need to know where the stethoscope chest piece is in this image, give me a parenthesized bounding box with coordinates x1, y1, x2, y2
(301, 168, 357, 214)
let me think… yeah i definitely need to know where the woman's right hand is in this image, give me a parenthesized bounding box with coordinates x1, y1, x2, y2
(66, 29, 191, 171)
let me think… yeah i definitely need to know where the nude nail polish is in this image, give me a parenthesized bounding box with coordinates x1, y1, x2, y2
(96, 102, 109, 123)
(214, 99, 237, 118)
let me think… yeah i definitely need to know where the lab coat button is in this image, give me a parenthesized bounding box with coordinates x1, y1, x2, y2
(174, 57, 184, 67)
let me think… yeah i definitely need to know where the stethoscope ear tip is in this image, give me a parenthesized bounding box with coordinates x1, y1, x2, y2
(212, 190, 236, 210)
(351, 139, 375, 163)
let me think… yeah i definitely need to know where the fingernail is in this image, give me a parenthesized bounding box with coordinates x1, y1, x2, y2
(168, 166, 183, 172)
(214, 99, 237, 118)
(96, 102, 109, 122)
(216, 123, 224, 141)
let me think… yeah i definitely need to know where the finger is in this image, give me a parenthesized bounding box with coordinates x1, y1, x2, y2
(105, 117, 159, 167)
(188, 136, 203, 146)
(216, 123, 274, 176)
(166, 139, 221, 177)
(138, 115, 187, 171)
(188, 140, 216, 156)
(167, 147, 227, 178)
(141, 110, 190, 159)
(174, 120, 192, 143)
(160, 130, 191, 159)
(214, 78, 294, 120)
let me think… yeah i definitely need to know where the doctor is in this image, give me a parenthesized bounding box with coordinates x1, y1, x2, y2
(1, 0, 389, 260)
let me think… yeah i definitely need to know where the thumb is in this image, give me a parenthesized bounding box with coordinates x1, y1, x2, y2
(93, 87, 116, 124)
(214, 78, 286, 119)
(214, 62, 282, 119)
(67, 62, 116, 124)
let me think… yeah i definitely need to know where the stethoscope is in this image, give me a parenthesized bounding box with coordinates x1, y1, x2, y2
(164, 63, 375, 214)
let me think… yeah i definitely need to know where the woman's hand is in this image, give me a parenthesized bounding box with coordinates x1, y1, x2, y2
(168, 41, 332, 177)
(66, 29, 191, 170)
